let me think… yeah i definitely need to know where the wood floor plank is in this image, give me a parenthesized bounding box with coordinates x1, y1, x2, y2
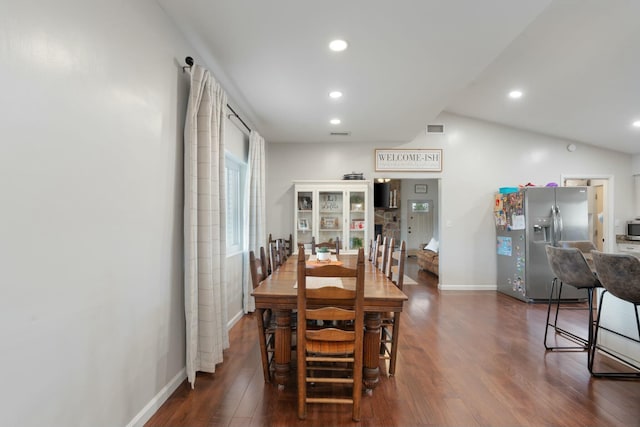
(145, 258, 640, 427)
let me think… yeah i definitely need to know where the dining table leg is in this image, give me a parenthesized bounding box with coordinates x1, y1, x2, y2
(363, 311, 382, 393)
(273, 308, 292, 390)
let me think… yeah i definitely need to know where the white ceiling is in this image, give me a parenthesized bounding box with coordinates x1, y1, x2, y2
(158, 0, 640, 154)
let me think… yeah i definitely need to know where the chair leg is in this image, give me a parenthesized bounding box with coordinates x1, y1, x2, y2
(544, 278, 589, 351)
(389, 316, 401, 376)
(589, 291, 640, 378)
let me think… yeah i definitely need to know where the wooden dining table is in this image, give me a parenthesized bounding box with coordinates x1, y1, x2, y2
(251, 252, 408, 392)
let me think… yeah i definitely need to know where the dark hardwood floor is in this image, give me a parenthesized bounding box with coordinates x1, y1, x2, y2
(146, 258, 640, 426)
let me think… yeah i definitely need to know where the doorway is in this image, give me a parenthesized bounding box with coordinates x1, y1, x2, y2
(562, 175, 613, 252)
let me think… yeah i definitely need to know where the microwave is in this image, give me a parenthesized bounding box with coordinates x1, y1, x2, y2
(627, 221, 640, 241)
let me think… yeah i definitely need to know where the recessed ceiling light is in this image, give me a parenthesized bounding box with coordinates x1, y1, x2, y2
(632, 120, 640, 128)
(508, 90, 523, 99)
(329, 91, 343, 99)
(330, 118, 341, 125)
(329, 39, 348, 52)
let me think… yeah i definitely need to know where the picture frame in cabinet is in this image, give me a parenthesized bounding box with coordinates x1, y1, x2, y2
(298, 196, 312, 210)
(298, 218, 309, 230)
(321, 216, 339, 229)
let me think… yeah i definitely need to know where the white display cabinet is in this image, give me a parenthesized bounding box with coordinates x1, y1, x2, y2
(293, 181, 370, 254)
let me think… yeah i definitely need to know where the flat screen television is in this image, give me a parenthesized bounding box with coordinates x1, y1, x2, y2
(374, 182, 390, 208)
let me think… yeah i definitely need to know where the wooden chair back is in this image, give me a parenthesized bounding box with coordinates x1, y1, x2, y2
(284, 234, 293, 257)
(376, 236, 389, 272)
(384, 238, 395, 278)
(371, 234, 381, 264)
(296, 248, 365, 421)
(387, 240, 406, 289)
(270, 241, 282, 272)
(249, 248, 267, 288)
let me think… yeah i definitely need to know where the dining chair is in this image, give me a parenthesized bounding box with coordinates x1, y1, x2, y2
(376, 236, 389, 273)
(284, 234, 293, 257)
(383, 237, 396, 277)
(249, 247, 275, 382)
(589, 251, 640, 378)
(560, 240, 596, 269)
(311, 236, 340, 255)
(544, 245, 601, 359)
(371, 234, 381, 264)
(380, 239, 406, 376)
(269, 240, 282, 272)
(296, 247, 365, 421)
(559, 240, 596, 253)
(277, 238, 288, 262)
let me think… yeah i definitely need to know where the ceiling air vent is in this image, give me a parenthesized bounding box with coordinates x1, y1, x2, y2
(330, 131, 351, 136)
(427, 124, 445, 133)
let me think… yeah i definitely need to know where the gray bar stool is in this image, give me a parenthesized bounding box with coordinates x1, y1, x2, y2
(544, 245, 601, 362)
(590, 251, 640, 378)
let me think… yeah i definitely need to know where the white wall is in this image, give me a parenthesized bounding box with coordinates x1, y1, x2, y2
(266, 112, 633, 289)
(0, 1, 194, 425)
(632, 154, 640, 175)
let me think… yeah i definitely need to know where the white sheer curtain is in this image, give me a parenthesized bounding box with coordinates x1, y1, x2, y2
(243, 130, 267, 313)
(183, 64, 229, 387)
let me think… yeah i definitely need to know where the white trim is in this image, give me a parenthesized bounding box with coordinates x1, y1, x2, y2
(126, 309, 244, 427)
(227, 309, 244, 329)
(126, 368, 186, 427)
(438, 283, 497, 291)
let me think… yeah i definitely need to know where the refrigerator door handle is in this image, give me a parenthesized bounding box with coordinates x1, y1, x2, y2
(551, 205, 557, 245)
(556, 206, 563, 243)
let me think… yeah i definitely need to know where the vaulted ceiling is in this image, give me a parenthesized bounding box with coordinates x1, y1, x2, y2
(159, 0, 640, 154)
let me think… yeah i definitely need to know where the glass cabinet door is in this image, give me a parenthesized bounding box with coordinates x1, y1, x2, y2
(318, 190, 343, 249)
(296, 191, 314, 250)
(347, 190, 366, 251)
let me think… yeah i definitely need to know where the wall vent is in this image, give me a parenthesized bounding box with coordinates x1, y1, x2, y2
(427, 124, 445, 133)
(330, 131, 351, 136)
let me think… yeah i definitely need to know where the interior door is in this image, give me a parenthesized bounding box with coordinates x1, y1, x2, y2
(595, 185, 604, 251)
(407, 200, 433, 256)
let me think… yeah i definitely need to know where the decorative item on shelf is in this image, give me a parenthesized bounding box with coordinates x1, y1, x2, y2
(316, 246, 331, 261)
(343, 172, 364, 180)
(298, 196, 312, 210)
(388, 189, 398, 208)
(320, 194, 341, 212)
(350, 193, 364, 211)
(321, 217, 339, 229)
(298, 218, 309, 230)
(351, 220, 365, 230)
(351, 237, 363, 249)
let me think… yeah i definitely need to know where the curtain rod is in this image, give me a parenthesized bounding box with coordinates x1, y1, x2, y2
(183, 56, 252, 134)
(226, 105, 251, 134)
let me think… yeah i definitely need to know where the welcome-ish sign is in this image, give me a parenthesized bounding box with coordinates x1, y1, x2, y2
(375, 149, 442, 172)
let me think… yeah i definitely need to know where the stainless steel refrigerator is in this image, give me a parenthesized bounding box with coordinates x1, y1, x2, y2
(494, 187, 589, 302)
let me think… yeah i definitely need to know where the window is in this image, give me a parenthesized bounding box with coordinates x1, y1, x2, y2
(225, 154, 245, 254)
(411, 201, 430, 212)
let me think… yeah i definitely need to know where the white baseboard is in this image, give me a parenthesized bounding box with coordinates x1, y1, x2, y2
(126, 368, 186, 427)
(127, 312, 245, 427)
(227, 309, 244, 329)
(438, 283, 497, 291)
